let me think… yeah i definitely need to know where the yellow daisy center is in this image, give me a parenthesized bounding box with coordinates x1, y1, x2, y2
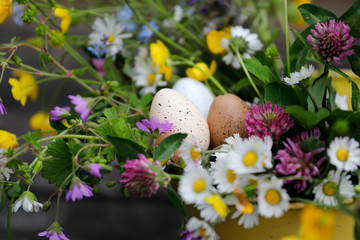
(193, 179, 206, 193)
(241, 202, 254, 214)
(323, 181, 336, 196)
(265, 189, 281, 205)
(190, 146, 200, 161)
(107, 34, 114, 44)
(243, 152, 257, 167)
(147, 73, 156, 86)
(226, 169, 236, 183)
(199, 227, 208, 238)
(336, 148, 348, 162)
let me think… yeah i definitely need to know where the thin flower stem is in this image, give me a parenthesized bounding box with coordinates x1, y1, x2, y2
(168, 174, 182, 180)
(306, 87, 319, 112)
(230, 43, 263, 100)
(284, 0, 291, 75)
(55, 189, 62, 221)
(38, 134, 100, 143)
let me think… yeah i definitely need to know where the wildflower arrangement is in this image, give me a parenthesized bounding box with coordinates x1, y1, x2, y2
(1, 0, 360, 239)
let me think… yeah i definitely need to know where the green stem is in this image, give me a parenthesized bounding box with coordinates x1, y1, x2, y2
(55, 189, 62, 221)
(306, 87, 319, 112)
(38, 134, 101, 143)
(7, 197, 14, 240)
(231, 44, 263, 100)
(168, 174, 182, 180)
(284, 0, 291, 75)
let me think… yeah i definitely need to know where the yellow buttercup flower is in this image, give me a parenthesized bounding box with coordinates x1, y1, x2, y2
(0, 130, 18, 149)
(30, 111, 55, 135)
(54, 7, 71, 33)
(206, 29, 230, 55)
(0, 0, 12, 24)
(185, 60, 216, 82)
(150, 40, 172, 81)
(8, 71, 39, 106)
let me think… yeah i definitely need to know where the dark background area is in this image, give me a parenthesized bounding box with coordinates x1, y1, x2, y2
(0, 0, 355, 239)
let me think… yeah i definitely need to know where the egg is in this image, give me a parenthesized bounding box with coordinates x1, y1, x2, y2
(150, 88, 210, 152)
(172, 78, 215, 119)
(207, 93, 250, 148)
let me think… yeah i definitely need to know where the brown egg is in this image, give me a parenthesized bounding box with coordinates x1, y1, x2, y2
(207, 93, 250, 148)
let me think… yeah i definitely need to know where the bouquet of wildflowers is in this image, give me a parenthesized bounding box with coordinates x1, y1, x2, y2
(1, 0, 360, 239)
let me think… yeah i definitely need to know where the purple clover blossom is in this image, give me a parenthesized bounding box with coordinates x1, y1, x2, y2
(50, 106, 71, 121)
(0, 101, 7, 115)
(136, 116, 175, 135)
(87, 163, 102, 178)
(68, 95, 91, 122)
(87, 43, 106, 59)
(306, 19, 357, 65)
(120, 154, 169, 197)
(245, 102, 294, 140)
(65, 179, 94, 202)
(137, 21, 159, 43)
(116, 5, 137, 32)
(274, 128, 326, 193)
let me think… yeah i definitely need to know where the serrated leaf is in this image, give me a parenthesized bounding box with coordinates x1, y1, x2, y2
(7, 184, 24, 198)
(265, 82, 300, 106)
(284, 106, 330, 129)
(107, 135, 147, 159)
(243, 58, 278, 83)
(298, 4, 337, 26)
(154, 133, 187, 162)
(42, 157, 73, 188)
(167, 187, 187, 218)
(47, 139, 72, 160)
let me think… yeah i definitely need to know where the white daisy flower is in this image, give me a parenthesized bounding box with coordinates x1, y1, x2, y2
(88, 15, 133, 58)
(178, 167, 213, 204)
(327, 136, 360, 172)
(227, 136, 271, 175)
(257, 179, 290, 218)
(185, 217, 219, 240)
(231, 205, 259, 229)
(12, 191, 43, 213)
(178, 136, 202, 171)
(0, 148, 13, 180)
(132, 46, 167, 95)
(335, 93, 349, 110)
(313, 170, 355, 206)
(248, 135, 273, 169)
(195, 194, 228, 223)
(220, 26, 263, 69)
(210, 157, 241, 193)
(283, 64, 314, 85)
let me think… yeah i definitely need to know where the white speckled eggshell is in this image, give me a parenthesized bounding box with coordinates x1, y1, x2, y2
(172, 78, 215, 119)
(150, 88, 210, 151)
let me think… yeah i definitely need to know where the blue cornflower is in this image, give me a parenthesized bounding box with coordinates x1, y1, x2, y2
(87, 43, 106, 59)
(11, 5, 26, 27)
(116, 5, 137, 32)
(137, 20, 159, 43)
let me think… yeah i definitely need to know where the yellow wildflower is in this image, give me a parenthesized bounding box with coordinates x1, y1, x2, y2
(206, 29, 230, 55)
(185, 60, 216, 82)
(0, 0, 12, 24)
(30, 111, 55, 135)
(8, 71, 39, 106)
(150, 40, 172, 81)
(0, 130, 18, 149)
(54, 7, 71, 33)
(289, 0, 312, 29)
(280, 237, 303, 240)
(204, 194, 229, 218)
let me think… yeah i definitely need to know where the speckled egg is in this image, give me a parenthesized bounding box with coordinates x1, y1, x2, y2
(172, 78, 215, 119)
(207, 93, 250, 148)
(150, 88, 210, 151)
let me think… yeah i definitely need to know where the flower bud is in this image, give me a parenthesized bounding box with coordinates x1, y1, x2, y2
(42, 201, 51, 212)
(22, 8, 37, 24)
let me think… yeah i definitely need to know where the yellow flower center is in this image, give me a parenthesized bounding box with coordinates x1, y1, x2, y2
(265, 189, 281, 205)
(190, 146, 200, 161)
(336, 148, 348, 162)
(107, 34, 114, 44)
(199, 227, 207, 238)
(226, 169, 236, 183)
(241, 202, 254, 214)
(147, 73, 156, 86)
(323, 181, 336, 196)
(243, 152, 257, 167)
(193, 179, 206, 193)
(204, 194, 229, 218)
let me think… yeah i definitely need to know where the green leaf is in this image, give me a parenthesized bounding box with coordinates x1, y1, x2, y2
(50, 119, 67, 131)
(47, 139, 72, 160)
(340, 0, 360, 37)
(167, 187, 187, 218)
(243, 58, 278, 83)
(299, 136, 324, 153)
(7, 184, 24, 198)
(153, 133, 187, 162)
(42, 157, 73, 188)
(327, 110, 360, 141)
(352, 80, 360, 111)
(348, 45, 360, 78)
(298, 4, 337, 26)
(107, 135, 147, 159)
(284, 106, 330, 129)
(265, 82, 300, 106)
(104, 58, 123, 84)
(308, 72, 328, 111)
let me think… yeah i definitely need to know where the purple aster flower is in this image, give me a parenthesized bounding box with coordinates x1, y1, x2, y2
(0, 101, 7, 115)
(137, 21, 159, 43)
(50, 106, 70, 121)
(136, 116, 175, 136)
(68, 95, 91, 122)
(116, 5, 137, 32)
(306, 19, 357, 65)
(65, 179, 94, 202)
(38, 222, 69, 240)
(120, 154, 169, 197)
(245, 102, 294, 140)
(274, 128, 326, 192)
(87, 163, 102, 178)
